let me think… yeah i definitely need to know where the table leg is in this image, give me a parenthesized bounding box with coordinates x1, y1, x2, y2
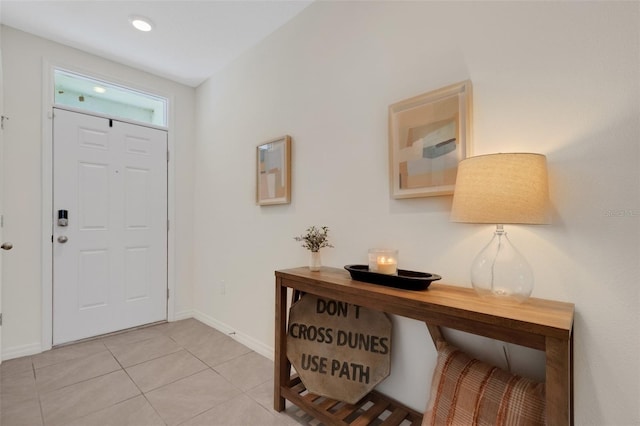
(425, 323, 445, 347)
(545, 335, 572, 425)
(274, 279, 289, 411)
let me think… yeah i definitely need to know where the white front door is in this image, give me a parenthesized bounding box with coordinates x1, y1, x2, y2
(53, 108, 167, 345)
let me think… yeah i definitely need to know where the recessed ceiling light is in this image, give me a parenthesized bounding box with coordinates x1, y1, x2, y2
(93, 86, 106, 94)
(129, 15, 154, 32)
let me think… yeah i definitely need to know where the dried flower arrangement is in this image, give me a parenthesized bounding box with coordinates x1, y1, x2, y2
(294, 226, 334, 253)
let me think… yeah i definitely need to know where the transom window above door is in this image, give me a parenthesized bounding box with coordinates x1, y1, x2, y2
(54, 69, 168, 127)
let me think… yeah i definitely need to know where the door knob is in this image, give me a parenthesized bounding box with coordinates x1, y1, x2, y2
(57, 236, 68, 244)
(1, 242, 13, 250)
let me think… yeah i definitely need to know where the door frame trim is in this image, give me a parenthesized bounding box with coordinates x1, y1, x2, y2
(41, 59, 176, 351)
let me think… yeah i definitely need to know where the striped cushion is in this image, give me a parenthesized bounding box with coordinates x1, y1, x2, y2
(423, 341, 545, 426)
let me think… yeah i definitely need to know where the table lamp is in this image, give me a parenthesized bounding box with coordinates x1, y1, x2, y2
(450, 153, 549, 302)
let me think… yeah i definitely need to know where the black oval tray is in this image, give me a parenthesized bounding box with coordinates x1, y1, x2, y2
(344, 265, 441, 291)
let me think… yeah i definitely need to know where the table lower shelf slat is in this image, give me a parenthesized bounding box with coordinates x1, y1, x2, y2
(280, 376, 423, 425)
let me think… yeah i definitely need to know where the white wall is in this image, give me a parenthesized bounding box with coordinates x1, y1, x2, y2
(0, 26, 196, 356)
(194, 2, 639, 424)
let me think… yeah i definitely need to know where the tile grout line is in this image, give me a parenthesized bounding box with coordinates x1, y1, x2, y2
(102, 335, 170, 424)
(139, 362, 210, 394)
(32, 338, 112, 368)
(40, 341, 150, 425)
(50, 334, 167, 425)
(139, 333, 256, 425)
(33, 357, 47, 426)
(104, 335, 184, 369)
(139, 393, 169, 426)
(4, 319, 298, 426)
(113, 330, 225, 424)
(35, 358, 122, 397)
(36, 344, 127, 425)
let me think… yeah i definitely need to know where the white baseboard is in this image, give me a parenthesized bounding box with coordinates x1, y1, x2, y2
(192, 310, 274, 361)
(2, 342, 42, 361)
(173, 309, 194, 321)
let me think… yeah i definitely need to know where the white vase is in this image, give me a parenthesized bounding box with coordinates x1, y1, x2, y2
(309, 251, 321, 271)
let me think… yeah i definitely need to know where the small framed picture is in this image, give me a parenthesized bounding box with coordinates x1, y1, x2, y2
(389, 80, 473, 198)
(257, 135, 291, 205)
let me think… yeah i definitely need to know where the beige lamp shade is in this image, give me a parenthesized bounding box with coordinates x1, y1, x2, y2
(451, 153, 550, 224)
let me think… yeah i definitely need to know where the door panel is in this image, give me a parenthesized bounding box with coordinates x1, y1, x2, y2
(79, 250, 109, 309)
(124, 167, 150, 228)
(79, 162, 109, 229)
(53, 108, 167, 345)
(125, 247, 149, 301)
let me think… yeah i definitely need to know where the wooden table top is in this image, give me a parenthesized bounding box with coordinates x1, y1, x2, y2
(276, 267, 574, 341)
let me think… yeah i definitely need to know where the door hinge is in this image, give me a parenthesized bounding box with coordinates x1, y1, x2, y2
(1, 115, 8, 130)
(167, 150, 170, 162)
(0, 313, 3, 326)
(167, 289, 170, 300)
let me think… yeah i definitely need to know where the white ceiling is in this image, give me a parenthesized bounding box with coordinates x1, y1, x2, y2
(0, 0, 312, 87)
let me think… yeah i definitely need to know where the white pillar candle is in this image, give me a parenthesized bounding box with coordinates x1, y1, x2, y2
(376, 256, 397, 275)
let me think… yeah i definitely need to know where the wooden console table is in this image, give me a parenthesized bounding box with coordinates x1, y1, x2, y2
(274, 267, 574, 425)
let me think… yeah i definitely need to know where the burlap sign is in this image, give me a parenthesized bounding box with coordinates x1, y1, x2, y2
(287, 294, 392, 404)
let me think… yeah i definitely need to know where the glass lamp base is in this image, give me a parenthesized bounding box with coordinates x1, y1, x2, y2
(471, 225, 534, 303)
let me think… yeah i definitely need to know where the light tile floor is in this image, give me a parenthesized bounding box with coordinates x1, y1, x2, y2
(0, 319, 322, 426)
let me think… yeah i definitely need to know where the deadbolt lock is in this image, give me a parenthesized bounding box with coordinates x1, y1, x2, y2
(58, 210, 69, 227)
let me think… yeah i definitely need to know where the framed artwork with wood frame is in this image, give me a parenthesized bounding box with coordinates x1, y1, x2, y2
(389, 80, 472, 199)
(257, 135, 291, 205)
